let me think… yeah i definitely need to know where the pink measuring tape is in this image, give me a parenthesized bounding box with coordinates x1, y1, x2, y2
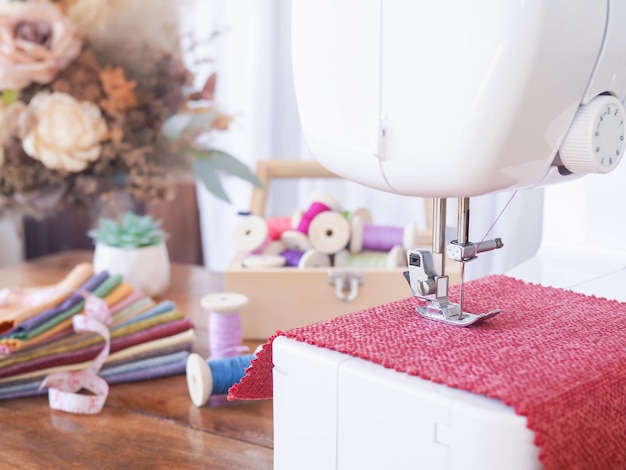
(39, 295, 111, 414)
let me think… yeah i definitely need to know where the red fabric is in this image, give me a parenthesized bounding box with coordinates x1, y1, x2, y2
(229, 274, 626, 470)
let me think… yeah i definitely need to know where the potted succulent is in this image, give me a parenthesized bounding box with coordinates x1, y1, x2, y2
(88, 212, 170, 297)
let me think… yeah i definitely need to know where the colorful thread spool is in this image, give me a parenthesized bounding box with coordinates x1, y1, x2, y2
(242, 254, 286, 268)
(306, 191, 343, 212)
(296, 201, 331, 234)
(335, 246, 406, 269)
(201, 292, 249, 359)
(280, 249, 304, 267)
(186, 353, 256, 407)
(232, 215, 270, 254)
(347, 207, 373, 225)
(266, 210, 302, 240)
(350, 216, 418, 253)
(281, 230, 312, 252)
(280, 249, 331, 268)
(308, 211, 351, 254)
(262, 240, 287, 256)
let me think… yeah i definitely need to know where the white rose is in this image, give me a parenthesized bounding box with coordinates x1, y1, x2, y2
(22, 92, 108, 172)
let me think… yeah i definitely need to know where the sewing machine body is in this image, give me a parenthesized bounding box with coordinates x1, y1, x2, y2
(276, 0, 626, 468)
(273, 336, 539, 470)
(292, 0, 626, 198)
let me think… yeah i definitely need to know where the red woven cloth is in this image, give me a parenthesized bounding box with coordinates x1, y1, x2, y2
(229, 274, 626, 469)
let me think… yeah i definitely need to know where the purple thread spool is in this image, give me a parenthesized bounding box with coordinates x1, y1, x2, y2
(280, 249, 305, 267)
(350, 216, 418, 253)
(200, 292, 249, 359)
(296, 201, 331, 234)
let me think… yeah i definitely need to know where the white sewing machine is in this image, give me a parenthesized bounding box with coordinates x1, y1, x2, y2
(273, 1, 626, 468)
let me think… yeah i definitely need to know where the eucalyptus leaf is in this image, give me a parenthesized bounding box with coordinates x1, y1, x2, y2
(192, 158, 231, 203)
(190, 149, 262, 188)
(162, 113, 193, 141)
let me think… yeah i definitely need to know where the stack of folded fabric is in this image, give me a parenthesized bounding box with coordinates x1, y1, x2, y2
(0, 263, 195, 400)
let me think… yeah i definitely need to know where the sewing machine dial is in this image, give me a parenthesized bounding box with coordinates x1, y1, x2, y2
(560, 95, 626, 174)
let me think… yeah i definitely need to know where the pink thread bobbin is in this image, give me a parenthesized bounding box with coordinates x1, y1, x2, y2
(350, 216, 419, 253)
(296, 191, 343, 234)
(201, 292, 249, 359)
(266, 210, 302, 240)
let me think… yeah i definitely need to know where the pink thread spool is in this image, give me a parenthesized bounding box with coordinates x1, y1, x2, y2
(350, 216, 418, 253)
(297, 192, 343, 234)
(296, 201, 331, 234)
(200, 292, 249, 359)
(266, 210, 302, 240)
(308, 211, 351, 255)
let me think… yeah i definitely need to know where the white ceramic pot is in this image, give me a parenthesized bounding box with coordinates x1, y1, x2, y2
(93, 242, 170, 297)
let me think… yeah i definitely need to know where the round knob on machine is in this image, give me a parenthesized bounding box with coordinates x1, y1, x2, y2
(559, 95, 626, 174)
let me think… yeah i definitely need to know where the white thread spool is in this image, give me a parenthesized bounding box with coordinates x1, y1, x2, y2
(308, 211, 351, 255)
(347, 207, 373, 226)
(200, 292, 249, 359)
(298, 249, 332, 268)
(263, 240, 287, 256)
(281, 230, 312, 252)
(242, 255, 286, 268)
(306, 191, 343, 211)
(232, 215, 269, 253)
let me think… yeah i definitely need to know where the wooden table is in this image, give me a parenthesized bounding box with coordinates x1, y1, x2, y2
(0, 251, 274, 469)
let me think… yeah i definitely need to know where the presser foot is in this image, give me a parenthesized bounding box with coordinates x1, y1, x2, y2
(416, 300, 500, 327)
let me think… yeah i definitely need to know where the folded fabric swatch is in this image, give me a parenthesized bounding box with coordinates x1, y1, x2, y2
(0, 263, 94, 334)
(0, 329, 195, 387)
(0, 276, 127, 353)
(0, 315, 192, 378)
(0, 350, 190, 400)
(2, 271, 109, 337)
(229, 275, 626, 470)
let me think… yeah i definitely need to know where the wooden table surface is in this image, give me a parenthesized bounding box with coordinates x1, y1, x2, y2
(0, 251, 273, 470)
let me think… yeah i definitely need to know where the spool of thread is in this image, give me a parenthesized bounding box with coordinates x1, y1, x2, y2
(242, 254, 286, 268)
(335, 246, 406, 268)
(308, 211, 351, 254)
(266, 210, 302, 240)
(280, 249, 304, 267)
(201, 292, 249, 359)
(350, 216, 418, 253)
(298, 249, 331, 268)
(186, 353, 256, 407)
(262, 240, 287, 256)
(347, 207, 373, 225)
(296, 201, 331, 234)
(306, 191, 343, 212)
(232, 215, 270, 253)
(281, 230, 312, 252)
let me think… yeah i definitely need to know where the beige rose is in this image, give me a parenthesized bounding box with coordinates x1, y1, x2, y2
(22, 92, 108, 172)
(0, 2, 82, 90)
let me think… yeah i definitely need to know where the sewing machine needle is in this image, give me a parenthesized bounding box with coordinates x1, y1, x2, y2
(459, 261, 465, 319)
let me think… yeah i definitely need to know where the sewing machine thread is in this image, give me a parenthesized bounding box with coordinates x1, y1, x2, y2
(296, 201, 330, 234)
(208, 355, 256, 395)
(266, 216, 295, 240)
(280, 249, 304, 267)
(201, 293, 249, 359)
(186, 352, 256, 406)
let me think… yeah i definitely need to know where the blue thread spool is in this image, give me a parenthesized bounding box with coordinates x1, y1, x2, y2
(186, 353, 256, 407)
